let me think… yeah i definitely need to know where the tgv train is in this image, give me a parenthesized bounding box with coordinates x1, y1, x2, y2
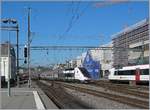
(62, 67, 92, 82)
(108, 64, 149, 83)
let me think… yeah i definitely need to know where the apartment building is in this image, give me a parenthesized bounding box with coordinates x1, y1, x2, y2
(112, 19, 149, 68)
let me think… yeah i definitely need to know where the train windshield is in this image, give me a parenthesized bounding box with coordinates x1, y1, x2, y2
(65, 68, 74, 71)
(78, 67, 91, 78)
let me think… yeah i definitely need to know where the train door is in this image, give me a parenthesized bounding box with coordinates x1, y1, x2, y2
(135, 68, 140, 81)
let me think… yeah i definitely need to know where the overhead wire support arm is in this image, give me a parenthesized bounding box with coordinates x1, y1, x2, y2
(30, 46, 143, 51)
(1, 26, 19, 31)
(30, 46, 113, 50)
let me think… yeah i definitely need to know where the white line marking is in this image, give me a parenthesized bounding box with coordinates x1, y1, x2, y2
(0, 91, 33, 92)
(33, 91, 45, 110)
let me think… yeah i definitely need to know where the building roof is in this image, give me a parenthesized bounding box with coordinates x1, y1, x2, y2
(100, 41, 113, 47)
(111, 18, 149, 39)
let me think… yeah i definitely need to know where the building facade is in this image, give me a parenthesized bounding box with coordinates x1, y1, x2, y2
(75, 52, 86, 67)
(89, 42, 113, 77)
(76, 56, 83, 67)
(83, 51, 100, 80)
(128, 40, 149, 65)
(112, 19, 149, 68)
(73, 42, 113, 78)
(68, 60, 77, 68)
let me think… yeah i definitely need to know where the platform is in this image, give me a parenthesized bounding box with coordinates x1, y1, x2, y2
(0, 81, 58, 109)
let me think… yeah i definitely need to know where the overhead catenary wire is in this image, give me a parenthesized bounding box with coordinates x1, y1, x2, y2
(59, 2, 90, 39)
(30, 45, 143, 52)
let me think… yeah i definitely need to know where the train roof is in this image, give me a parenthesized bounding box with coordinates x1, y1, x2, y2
(121, 64, 149, 70)
(110, 64, 149, 71)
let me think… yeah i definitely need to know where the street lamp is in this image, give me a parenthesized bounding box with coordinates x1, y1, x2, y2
(1, 18, 19, 96)
(1, 18, 17, 24)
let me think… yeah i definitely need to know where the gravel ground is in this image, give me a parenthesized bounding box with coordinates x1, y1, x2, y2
(65, 83, 148, 102)
(64, 87, 140, 109)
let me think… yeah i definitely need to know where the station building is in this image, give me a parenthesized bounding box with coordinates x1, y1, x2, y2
(112, 18, 149, 68)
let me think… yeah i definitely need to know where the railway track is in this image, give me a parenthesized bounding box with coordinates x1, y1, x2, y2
(91, 81, 149, 99)
(54, 81, 149, 109)
(94, 80, 149, 90)
(36, 80, 93, 109)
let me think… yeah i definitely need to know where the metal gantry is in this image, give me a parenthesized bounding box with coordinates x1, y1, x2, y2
(30, 45, 143, 51)
(30, 46, 113, 50)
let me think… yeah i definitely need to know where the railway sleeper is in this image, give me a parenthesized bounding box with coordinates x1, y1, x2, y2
(61, 83, 149, 109)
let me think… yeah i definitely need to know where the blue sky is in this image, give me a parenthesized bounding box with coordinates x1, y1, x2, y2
(1, 1, 149, 66)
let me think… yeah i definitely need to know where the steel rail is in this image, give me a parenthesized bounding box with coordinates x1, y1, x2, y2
(37, 80, 93, 109)
(37, 81, 64, 109)
(91, 82, 149, 99)
(93, 80, 149, 90)
(55, 81, 149, 109)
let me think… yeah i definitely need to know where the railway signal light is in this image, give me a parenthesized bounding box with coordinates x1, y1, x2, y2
(24, 45, 27, 64)
(24, 45, 27, 58)
(24, 59, 27, 64)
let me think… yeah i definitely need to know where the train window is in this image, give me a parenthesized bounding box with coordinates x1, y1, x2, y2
(140, 69, 149, 75)
(114, 71, 118, 75)
(118, 71, 125, 75)
(115, 70, 135, 75)
(65, 73, 73, 77)
(126, 70, 135, 75)
(65, 68, 74, 71)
